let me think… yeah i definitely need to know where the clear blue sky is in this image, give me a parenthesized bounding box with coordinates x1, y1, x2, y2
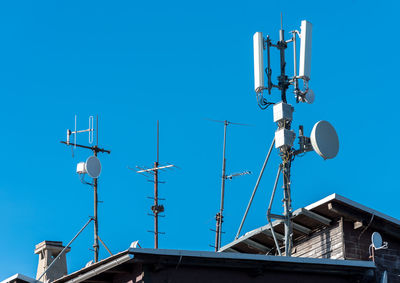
(1, 0, 399, 278)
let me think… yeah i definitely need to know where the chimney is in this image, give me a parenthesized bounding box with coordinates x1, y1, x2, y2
(35, 241, 71, 282)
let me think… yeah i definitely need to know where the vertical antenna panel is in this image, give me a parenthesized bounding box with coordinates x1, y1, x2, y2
(253, 32, 264, 93)
(299, 20, 312, 80)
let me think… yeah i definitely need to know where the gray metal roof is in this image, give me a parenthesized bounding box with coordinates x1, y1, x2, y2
(219, 193, 400, 254)
(54, 247, 376, 283)
(0, 274, 38, 283)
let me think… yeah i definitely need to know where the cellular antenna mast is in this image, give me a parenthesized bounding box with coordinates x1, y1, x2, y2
(61, 115, 111, 262)
(208, 119, 251, 252)
(133, 120, 175, 249)
(236, 17, 339, 257)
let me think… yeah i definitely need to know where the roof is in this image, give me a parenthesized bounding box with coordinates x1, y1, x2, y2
(53, 248, 376, 283)
(0, 274, 38, 283)
(219, 193, 400, 254)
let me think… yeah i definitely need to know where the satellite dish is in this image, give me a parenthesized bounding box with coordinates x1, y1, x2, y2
(381, 271, 387, 283)
(371, 232, 383, 249)
(85, 156, 102, 178)
(310, 121, 339, 160)
(305, 89, 315, 104)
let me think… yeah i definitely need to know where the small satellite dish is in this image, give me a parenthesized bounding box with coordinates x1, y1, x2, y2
(305, 89, 315, 104)
(371, 232, 383, 249)
(85, 156, 102, 178)
(130, 240, 141, 248)
(381, 271, 387, 283)
(310, 121, 339, 160)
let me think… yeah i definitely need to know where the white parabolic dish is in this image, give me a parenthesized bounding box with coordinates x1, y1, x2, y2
(85, 155, 102, 178)
(371, 232, 383, 249)
(310, 121, 339, 160)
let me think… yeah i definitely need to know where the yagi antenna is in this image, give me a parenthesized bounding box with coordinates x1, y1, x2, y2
(131, 120, 175, 249)
(67, 115, 94, 149)
(207, 119, 251, 252)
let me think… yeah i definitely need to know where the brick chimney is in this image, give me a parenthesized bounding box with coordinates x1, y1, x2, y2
(35, 241, 71, 282)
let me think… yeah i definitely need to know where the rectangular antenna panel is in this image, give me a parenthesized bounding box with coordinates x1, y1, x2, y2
(253, 32, 264, 92)
(275, 128, 296, 149)
(273, 102, 294, 123)
(299, 20, 312, 80)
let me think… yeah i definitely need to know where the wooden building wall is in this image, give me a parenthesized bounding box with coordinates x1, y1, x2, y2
(291, 219, 344, 259)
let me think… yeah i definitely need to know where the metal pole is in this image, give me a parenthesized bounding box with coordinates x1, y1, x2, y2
(154, 120, 159, 249)
(266, 165, 282, 256)
(98, 236, 113, 256)
(38, 218, 93, 281)
(282, 160, 292, 256)
(215, 120, 228, 251)
(154, 160, 159, 249)
(292, 32, 298, 91)
(278, 19, 293, 256)
(235, 137, 275, 240)
(93, 150, 99, 262)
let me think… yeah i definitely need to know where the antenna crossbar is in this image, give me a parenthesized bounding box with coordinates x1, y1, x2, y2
(136, 164, 174, 173)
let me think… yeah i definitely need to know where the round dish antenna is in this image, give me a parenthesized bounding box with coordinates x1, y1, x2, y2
(305, 89, 315, 104)
(85, 156, 102, 178)
(371, 232, 383, 249)
(310, 121, 339, 160)
(381, 271, 387, 283)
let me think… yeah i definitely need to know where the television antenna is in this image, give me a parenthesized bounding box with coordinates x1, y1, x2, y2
(207, 119, 251, 252)
(61, 115, 111, 262)
(132, 120, 175, 249)
(236, 16, 340, 257)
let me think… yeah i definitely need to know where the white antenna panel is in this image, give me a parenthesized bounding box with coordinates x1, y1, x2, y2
(299, 20, 312, 80)
(253, 32, 264, 93)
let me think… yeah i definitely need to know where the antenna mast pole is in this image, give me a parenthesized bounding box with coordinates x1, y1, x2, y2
(61, 115, 111, 262)
(277, 14, 293, 256)
(134, 120, 174, 249)
(93, 116, 99, 262)
(154, 121, 160, 249)
(215, 120, 228, 251)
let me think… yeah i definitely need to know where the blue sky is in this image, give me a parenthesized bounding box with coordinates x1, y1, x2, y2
(1, 0, 399, 278)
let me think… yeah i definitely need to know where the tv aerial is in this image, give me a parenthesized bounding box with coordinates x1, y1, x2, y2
(235, 15, 340, 257)
(206, 119, 252, 252)
(130, 120, 175, 249)
(61, 115, 111, 263)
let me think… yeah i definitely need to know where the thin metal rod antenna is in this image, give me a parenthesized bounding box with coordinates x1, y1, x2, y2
(154, 120, 160, 249)
(267, 165, 282, 256)
(235, 137, 275, 240)
(215, 120, 228, 251)
(37, 218, 93, 281)
(96, 115, 99, 146)
(74, 115, 77, 148)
